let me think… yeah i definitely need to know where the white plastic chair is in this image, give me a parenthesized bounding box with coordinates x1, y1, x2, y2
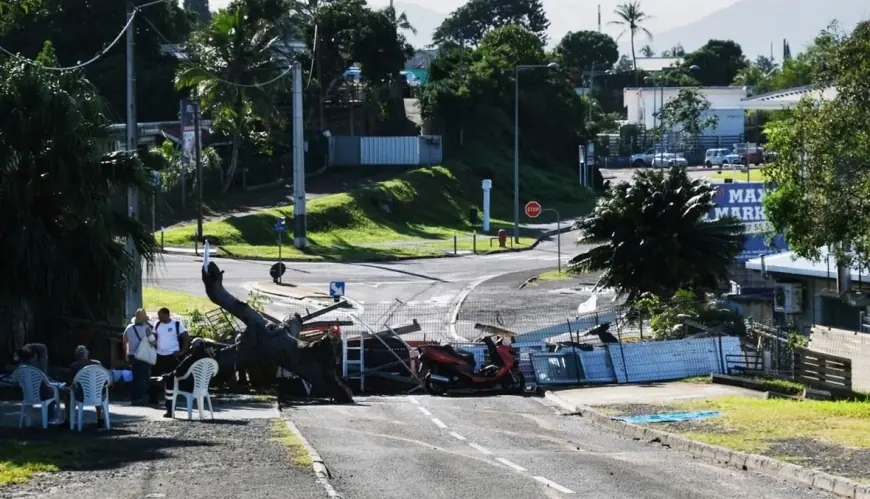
(171, 358, 219, 420)
(70, 365, 112, 431)
(14, 365, 61, 429)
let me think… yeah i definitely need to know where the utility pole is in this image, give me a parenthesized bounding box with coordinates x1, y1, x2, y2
(292, 61, 307, 248)
(124, 0, 142, 320)
(194, 98, 203, 240)
(598, 4, 601, 32)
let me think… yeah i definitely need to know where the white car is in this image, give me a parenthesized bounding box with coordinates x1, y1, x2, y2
(705, 148, 731, 168)
(651, 153, 688, 168)
(630, 148, 668, 167)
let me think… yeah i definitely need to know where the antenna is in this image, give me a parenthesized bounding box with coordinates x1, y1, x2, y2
(598, 4, 602, 32)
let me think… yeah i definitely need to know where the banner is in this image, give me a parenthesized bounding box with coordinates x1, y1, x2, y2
(704, 182, 788, 262)
(180, 99, 199, 166)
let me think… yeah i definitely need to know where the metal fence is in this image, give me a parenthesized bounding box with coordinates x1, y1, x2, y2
(596, 133, 747, 167)
(328, 135, 443, 167)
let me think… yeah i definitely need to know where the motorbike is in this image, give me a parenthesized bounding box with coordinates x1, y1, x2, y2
(416, 333, 525, 395)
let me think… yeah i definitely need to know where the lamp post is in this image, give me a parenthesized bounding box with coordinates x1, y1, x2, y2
(644, 65, 700, 159)
(514, 62, 559, 243)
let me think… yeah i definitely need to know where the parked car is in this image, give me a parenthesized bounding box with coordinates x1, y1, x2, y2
(731, 143, 765, 166)
(704, 148, 731, 168)
(630, 147, 668, 167)
(651, 152, 688, 168)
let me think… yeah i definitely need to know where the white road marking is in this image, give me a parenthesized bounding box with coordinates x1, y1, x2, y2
(496, 457, 527, 472)
(449, 432, 466, 441)
(533, 477, 575, 494)
(408, 396, 420, 405)
(418, 406, 432, 416)
(431, 418, 447, 429)
(468, 443, 492, 455)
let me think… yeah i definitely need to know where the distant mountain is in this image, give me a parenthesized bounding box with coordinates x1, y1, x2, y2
(645, 0, 870, 58)
(390, 1, 447, 50)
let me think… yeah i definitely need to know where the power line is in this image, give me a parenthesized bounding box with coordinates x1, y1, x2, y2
(141, 14, 293, 89)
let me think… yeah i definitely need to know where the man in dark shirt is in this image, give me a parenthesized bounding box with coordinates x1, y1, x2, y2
(63, 345, 104, 426)
(162, 338, 210, 418)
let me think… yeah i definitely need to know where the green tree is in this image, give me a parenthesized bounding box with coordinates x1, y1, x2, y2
(184, 0, 211, 24)
(682, 39, 747, 86)
(661, 43, 684, 57)
(432, 0, 550, 47)
(610, 0, 653, 84)
(655, 88, 719, 142)
(176, 7, 286, 193)
(555, 30, 619, 72)
(762, 21, 870, 265)
(569, 167, 745, 301)
(0, 54, 158, 345)
(639, 44, 653, 57)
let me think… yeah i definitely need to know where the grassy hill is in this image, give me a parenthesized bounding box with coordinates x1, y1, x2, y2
(161, 147, 592, 261)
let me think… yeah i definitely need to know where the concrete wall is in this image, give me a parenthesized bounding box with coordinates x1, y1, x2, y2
(623, 86, 748, 133)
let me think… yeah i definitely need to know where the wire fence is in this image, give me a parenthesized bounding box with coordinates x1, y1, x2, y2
(596, 133, 749, 167)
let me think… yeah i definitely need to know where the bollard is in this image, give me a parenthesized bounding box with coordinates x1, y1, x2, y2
(454, 234, 457, 255)
(473, 231, 477, 254)
(160, 227, 164, 251)
(194, 231, 199, 256)
(497, 229, 507, 248)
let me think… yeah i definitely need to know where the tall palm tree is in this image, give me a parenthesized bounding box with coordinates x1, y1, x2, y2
(0, 55, 158, 349)
(610, 1, 653, 85)
(569, 167, 745, 302)
(176, 8, 284, 193)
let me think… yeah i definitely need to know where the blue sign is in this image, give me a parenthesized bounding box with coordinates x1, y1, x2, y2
(704, 183, 788, 262)
(329, 281, 345, 297)
(274, 218, 286, 232)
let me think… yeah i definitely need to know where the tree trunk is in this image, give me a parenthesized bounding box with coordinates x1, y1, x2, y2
(631, 32, 638, 87)
(222, 132, 241, 193)
(202, 261, 354, 403)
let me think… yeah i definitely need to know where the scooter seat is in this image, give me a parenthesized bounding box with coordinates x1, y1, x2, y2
(430, 344, 476, 365)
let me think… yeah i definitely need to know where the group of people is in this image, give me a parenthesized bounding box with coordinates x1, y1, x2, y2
(123, 307, 211, 418)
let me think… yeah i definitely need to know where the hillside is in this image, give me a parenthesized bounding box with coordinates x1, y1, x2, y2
(648, 0, 869, 57)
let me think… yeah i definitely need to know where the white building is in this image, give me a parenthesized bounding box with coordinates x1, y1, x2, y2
(623, 86, 748, 136)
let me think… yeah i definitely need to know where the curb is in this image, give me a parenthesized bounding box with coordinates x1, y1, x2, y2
(251, 283, 331, 302)
(281, 417, 341, 498)
(543, 391, 870, 499)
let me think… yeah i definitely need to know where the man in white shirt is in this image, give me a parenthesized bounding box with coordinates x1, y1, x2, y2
(153, 307, 190, 380)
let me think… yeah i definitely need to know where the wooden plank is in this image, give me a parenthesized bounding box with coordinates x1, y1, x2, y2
(793, 346, 853, 392)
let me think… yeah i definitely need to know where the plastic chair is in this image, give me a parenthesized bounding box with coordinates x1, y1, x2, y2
(171, 358, 219, 420)
(70, 365, 112, 431)
(14, 365, 61, 429)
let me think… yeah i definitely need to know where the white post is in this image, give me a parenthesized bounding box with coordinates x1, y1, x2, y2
(292, 62, 306, 248)
(481, 179, 492, 232)
(124, 0, 141, 320)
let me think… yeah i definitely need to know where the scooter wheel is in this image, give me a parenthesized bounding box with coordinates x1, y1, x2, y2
(424, 373, 449, 396)
(503, 371, 526, 395)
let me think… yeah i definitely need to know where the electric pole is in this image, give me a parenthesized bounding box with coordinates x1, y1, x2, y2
(124, 0, 142, 319)
(292, 61, 307, 248)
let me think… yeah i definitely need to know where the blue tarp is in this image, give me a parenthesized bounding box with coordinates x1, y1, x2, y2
(613, 410, 721, 424)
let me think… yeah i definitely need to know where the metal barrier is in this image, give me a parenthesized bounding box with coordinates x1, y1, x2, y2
(529, 352, 584, 386)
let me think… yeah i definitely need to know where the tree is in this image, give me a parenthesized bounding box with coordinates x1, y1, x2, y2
(682, 39, 747, 86)
(654, 88, 718, 145)
(555, 31, 619, 72)
(432, 0, 550, 47)
(762, 21, 870, 265)
(176, 7, 286, 193)
(184, 0, 211, 24)
(661, 43, 684, 57)
(569, 167, 745, 301)
(610, 0, 653, 84)
(639, 44, 654, 57)
(0, 52, 158, 348)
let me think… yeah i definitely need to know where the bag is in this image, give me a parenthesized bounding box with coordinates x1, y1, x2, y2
(133, 326, 157, 365)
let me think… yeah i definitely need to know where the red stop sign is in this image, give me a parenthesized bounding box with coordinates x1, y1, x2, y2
(525, 201, 542, 218)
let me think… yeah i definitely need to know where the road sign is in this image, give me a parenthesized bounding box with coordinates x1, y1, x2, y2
(151, 171, 161, 187)
(329, 281, 345, 297)
(274, 217, 286, 232)
(525, 201, 542, 218)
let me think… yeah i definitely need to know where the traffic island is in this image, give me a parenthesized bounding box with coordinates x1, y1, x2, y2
(546, 390, 870, 498)
(252, 281, 331, 301)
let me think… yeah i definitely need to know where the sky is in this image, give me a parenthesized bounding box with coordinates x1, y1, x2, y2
(208, 0, 744, 47)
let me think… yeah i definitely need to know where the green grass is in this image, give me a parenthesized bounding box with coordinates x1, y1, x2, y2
(161, 151, 592, 261)
(711, 168, 768, 182)
(534, 269, 572, 281)
(671, 396, 870, 453)
(0, 434, 107, 486)
(271, 419, 313, 467)
(142, 286, 214, 315)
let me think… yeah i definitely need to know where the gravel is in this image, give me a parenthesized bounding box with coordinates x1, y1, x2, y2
(2, 414, 327, 498)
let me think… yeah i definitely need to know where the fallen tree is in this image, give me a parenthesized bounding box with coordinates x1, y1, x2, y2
(202, 260, 354, 403)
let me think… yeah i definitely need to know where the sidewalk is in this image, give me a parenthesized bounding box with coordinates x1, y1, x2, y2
(546, 381, 762, 409)
(161, 245, 219, 256)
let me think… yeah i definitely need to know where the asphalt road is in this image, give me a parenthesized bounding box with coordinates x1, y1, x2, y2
(285, 394, 831, 499)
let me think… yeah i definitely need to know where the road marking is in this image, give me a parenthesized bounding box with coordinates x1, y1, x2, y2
(449, 432, 466, 441)
(408, 396, 420, 405)
(468, 443, 492, 455)
(418, 406, 432, 416)
(431, 418, 447, 429)
(533, 477, 574, 494)
(496, 457, 527, 472)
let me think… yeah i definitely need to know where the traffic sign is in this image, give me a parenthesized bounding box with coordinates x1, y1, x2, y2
(151, 171, 161, 187)
(525, 201, 542, 218)
(329, 281, 345, 297)
(274, 217, 286, 232)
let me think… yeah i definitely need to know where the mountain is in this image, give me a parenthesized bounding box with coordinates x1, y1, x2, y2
(388, 1, 447, 49)
(646, 0, 870, 58)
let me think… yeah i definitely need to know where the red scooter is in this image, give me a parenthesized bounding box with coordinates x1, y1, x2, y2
(417, 334, 525, 395)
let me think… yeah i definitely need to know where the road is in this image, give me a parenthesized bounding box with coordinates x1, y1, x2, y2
(285, 394, 831, 499)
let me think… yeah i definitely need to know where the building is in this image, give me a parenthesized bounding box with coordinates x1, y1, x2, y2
(744, 248, 870, 332)
(623, 86, 747, 136)
(739, 85, 838, 111)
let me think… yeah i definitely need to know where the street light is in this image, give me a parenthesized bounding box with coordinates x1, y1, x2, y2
(514, 62, 560, 243)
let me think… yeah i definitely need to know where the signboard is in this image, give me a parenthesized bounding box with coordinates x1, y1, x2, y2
(180, 100, 200, 166)
(525, 201, 542, 218)
(704, 183, 788, 262)
(274, 217, 286, 232)
(329, 281, 345, 297)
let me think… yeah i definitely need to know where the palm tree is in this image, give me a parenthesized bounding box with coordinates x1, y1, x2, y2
(569, 167, 745, 302)
(639, 44, 654, 57)
(0, 54, 158, 350)
(611, 1, 653, 85)
(176, 8, 284, 193)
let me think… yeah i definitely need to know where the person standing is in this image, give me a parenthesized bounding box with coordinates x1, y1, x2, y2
(153, 307, 190, 379)
(122, 309, 156, 406)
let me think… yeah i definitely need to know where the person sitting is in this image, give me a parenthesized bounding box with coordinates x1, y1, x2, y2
(162, 338, 211, 418)
(14, 343, 49, 374)
(62, 345, 105, 426)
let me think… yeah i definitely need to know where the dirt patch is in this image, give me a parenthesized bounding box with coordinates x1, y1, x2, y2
(593, 403, 735, 435)
(769, 438, 870, 482)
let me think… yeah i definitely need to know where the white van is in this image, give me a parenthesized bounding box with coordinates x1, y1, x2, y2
(705, 148, 731, 168)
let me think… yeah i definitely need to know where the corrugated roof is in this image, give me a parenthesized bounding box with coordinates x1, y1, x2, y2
(740, 86, 838, 110)
(745, 247, 868, 280)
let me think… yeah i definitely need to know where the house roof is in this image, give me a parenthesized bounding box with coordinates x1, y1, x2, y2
(740, 85, 838, 110)
(745, 247, 869, 281)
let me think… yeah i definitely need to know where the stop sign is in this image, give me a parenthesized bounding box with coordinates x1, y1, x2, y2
(524, 201, 542, 218)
